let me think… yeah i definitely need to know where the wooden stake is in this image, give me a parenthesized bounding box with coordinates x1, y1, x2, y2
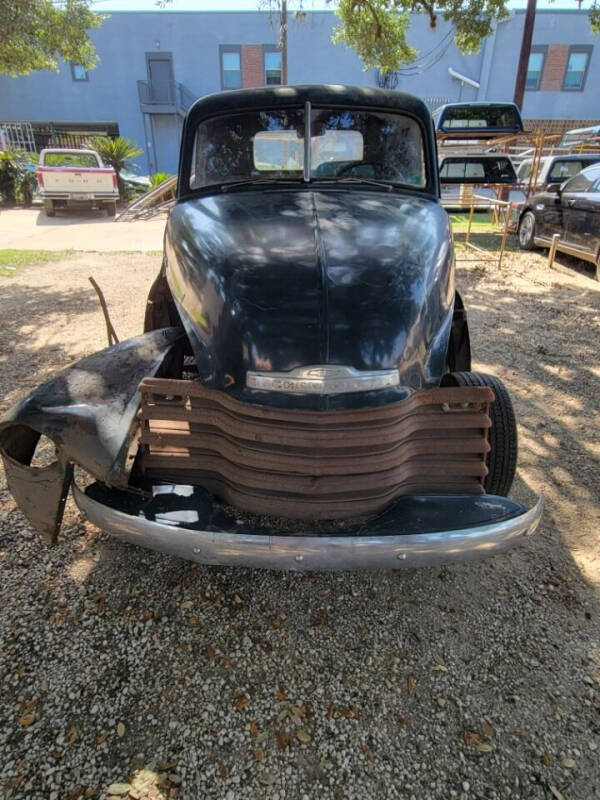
(466, 204, 475, 245)
(547, 234, 560, 269)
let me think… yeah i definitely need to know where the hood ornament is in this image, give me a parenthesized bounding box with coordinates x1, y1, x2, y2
(246, 365, 399, 395)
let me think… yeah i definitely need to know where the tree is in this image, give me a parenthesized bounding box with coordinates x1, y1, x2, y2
(332, 0, 599, 72)
(90, 137, 142, 197)
(0, 0, 103, 77)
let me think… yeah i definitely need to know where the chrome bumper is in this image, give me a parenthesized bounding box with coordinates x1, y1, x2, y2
(73, 485, 543, 571)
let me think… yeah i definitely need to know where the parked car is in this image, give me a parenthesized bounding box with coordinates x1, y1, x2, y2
(0, 86, 542, 570)
(36, 148, 120, 216)
(516, 153, 600, 192)
(517, 163, 600, 279)
(432, 102, 523, 137)
(560, 124, 600, 149)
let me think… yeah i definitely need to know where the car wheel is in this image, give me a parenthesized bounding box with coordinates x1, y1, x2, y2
(106, 202, 117, 217)
(44, 200, 55, 217)
(441, 371, 518, 497)
(518, 210, 536, 250)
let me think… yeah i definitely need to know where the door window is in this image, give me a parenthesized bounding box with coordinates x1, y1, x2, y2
(548, 160, 590, 182)
(562, 172, 594, 193)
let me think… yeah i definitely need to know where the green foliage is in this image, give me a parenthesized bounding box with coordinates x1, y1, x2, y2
(150, 172, 173, 188)
(333, 0, 416, 71)
(591, 0, 600, 33)
(90, 137, 142, 198)
(332, 0, 598, 72)
(0, 149, 37, 205)
(0, 150, 21, 204)
(0, 0, 104, 77)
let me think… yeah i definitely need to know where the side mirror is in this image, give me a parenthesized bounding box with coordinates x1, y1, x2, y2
(546, 182, 562, 194)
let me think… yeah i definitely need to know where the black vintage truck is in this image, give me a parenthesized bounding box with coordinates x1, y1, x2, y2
(0, 86, 542, 570)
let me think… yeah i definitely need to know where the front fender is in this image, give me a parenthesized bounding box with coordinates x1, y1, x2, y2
(0, 327, 184, 542)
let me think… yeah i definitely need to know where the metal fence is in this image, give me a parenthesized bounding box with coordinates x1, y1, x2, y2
(0, 121, 119, 153)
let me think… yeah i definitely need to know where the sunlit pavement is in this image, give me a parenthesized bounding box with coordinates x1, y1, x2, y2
(0, 207, 165, 252)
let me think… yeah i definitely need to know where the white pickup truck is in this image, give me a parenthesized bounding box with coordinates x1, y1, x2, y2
(36, 148, 120, 217)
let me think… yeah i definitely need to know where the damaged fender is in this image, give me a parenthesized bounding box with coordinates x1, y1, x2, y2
(0, 327, 184, 542)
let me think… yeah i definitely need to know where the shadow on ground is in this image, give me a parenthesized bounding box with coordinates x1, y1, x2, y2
(0, 250, 598, 798)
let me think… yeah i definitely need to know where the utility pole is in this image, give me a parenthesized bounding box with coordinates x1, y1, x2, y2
(513, 0, 537, 110)
(280, 0, 288, 85)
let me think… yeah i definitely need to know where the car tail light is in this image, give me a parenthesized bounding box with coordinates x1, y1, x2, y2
(112, 173, 118, 189)
(37, 170, 44, 187)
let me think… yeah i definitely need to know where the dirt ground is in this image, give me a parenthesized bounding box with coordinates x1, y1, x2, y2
(0, 242, 599, 800)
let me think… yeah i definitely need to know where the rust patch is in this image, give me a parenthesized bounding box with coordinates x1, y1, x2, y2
(139, 379, 493, 519)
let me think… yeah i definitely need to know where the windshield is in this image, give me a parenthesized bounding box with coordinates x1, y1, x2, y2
(190, 107, 426, 190)
(43, 152, 101, 167)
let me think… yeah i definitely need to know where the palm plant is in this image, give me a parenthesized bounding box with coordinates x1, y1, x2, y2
(90, 136, 142, 198)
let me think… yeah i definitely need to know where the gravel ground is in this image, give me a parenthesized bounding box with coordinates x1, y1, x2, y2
(0, 246, 599, 800)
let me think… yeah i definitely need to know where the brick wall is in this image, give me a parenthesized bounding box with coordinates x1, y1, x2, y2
(523, 118, 600, 136)
(540, 45, 570, 91)
(242, 45, 263, 89)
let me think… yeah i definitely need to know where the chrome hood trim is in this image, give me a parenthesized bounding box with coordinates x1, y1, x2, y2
(246, 365, 400, 395)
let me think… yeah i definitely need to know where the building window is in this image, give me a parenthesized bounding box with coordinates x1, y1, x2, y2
(526, 46, 547, 91)
(562, 46, 592, 91)
(264, 50, 282, 85)
(71, 64, 88, 82)
(220, 47, 242, 89)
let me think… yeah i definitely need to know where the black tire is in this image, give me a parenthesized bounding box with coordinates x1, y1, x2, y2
(441, 371, 518, 497)
(518, 210, 536, 251)
(106, 202, 117, 217)
(44, 199, 55, 217)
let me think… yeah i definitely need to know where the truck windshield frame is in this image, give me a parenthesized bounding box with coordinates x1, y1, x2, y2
(189, 102, 427, 192)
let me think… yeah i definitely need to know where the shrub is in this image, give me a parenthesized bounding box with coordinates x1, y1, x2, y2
(150, 172, 173, 188)
(90, 136, 142, 198)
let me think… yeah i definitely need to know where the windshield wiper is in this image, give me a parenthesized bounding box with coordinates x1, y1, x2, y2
(317, 177, 394, 192)
(220, 177, 301, 192)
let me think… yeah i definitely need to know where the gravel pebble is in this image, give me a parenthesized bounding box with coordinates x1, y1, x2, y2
(0, 247, 599, 798)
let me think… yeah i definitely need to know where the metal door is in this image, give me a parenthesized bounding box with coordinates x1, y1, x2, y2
(146, 53, 174, 103)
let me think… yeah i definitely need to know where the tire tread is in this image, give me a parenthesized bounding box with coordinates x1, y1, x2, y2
(443, 371, 518, 496)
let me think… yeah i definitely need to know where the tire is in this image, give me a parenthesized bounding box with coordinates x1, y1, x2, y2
(518, 210, 536, 251)
(441, 371, 518, 497)
(596, 251, 600, 282)
(106, 202, 117, 217)
(44, 199, 55, 217)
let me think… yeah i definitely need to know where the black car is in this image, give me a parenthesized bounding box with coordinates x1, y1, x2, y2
(0, 86, 542, 571)
(518, 163, 600, 279)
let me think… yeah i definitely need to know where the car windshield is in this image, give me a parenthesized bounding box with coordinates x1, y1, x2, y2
(191, 107, 426, 189)
(43, 152, 100, 167)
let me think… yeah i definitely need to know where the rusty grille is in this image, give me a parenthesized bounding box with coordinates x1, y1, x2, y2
(138, 378, 493, 519)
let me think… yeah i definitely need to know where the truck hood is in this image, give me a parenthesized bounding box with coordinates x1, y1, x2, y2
(165, 188, 453, 407)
